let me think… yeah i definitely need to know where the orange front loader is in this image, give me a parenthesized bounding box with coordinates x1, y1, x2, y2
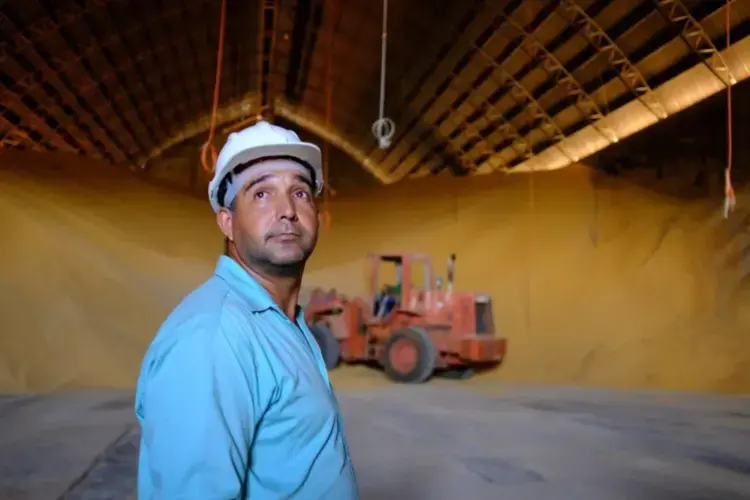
(304, 253, 507, 383)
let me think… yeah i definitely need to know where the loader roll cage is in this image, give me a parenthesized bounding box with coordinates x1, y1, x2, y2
(370, 254, 433, 318)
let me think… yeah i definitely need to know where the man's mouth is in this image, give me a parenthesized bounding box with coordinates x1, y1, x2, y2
(269, 232, 300, 241)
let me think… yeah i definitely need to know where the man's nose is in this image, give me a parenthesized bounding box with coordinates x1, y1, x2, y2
(276, 193, 298, 221)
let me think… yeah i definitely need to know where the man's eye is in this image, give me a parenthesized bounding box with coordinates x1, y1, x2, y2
(254, 191, 267, 200)
(294, 190, 310, 199)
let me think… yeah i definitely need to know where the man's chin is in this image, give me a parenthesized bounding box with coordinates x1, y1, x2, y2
(267, 247, 310, 267)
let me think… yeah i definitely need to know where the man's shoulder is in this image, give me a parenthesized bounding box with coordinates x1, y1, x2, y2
(134, 277, 281, 421)
(140, 277, 260, 372)
(163, 275, 256, 331)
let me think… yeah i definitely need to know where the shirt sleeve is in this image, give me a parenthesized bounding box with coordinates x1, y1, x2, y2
(138, 314, 260, 499)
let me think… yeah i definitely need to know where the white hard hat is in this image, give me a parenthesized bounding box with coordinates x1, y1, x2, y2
(207, 120, 324, 213)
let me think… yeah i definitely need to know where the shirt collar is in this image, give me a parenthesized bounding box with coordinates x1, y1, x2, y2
(213, 255, 305, 321)
(214, 255, 276, 312)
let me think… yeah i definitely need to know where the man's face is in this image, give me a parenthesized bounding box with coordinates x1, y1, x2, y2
(217, 159, 319, 275)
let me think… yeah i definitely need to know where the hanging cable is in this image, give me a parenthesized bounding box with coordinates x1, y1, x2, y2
(371, 0, 395, 149)
(200, 0, 228, 174)
(723, 0, 736, 219)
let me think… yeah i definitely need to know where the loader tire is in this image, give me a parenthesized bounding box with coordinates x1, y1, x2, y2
(383, 327, 436, 384)
(310, 323, 340, 370)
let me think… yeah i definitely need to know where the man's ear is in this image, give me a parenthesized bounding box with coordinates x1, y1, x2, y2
(216, 207, 234, 241)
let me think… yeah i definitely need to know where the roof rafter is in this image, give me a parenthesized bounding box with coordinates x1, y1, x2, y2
(558, 0, 668, 121)
(0, 1, 216, 164)
(492, 4, 618, 146)
(653, 0, 736, 86)
(32, 0, 147, 156)
(391, 2, 544, 179)
(472, 24, 577, 164)
(406, 1, 577, 177)
(370, 1, 489, 178)
(48, 0, 160, 152)
(456, 0, 655, 168)
(1, 9, 128, 161)
(0, 0, 747, 184)
(1, 54, 105, 158)
(2, 88, 80, 153)
(143, 0, 205, 132)
(131, 4, 194, 134)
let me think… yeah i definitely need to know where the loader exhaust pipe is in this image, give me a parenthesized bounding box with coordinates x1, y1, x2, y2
(447, 254, 455, 292)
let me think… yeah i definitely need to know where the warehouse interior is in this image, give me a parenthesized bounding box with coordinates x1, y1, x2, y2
(2, 0, 750, 498)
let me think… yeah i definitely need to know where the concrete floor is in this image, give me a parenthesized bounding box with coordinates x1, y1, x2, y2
(1, 385, 750, 499)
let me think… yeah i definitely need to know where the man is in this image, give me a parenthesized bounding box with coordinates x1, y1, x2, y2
(134, 121, 359, 499)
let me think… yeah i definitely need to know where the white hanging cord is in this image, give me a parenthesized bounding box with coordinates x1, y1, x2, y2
(371, 0, 395, 149)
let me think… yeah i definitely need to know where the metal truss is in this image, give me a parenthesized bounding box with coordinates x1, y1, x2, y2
(0, 17, 121, 158)
(653, 0, 736, 86)
(22, 34, 206, 126)
(443, 74, 536, 171)
(383, 0, 627, 175)
(140, 1, 210, 126)
(24, 2, 204, 115)
(461, 92, 536, 168)
(2, 4, 142, 161)
(558, 0, 668, 120)
(471, 36, 576, 163)
(0, 1, 213, 165)
(87, 72, 212, 125)
(455, 12, 576, 168)
(392, 48, 544, 176)
(1, 53, 105, 157)
(383, 4, 544, 178)
(2, 0, 116, 54)
(55, 1, 157, 155)
(393, 80, 527, 177)
(0, 125, 42, 151)
(1, 5, 193, 97)
(495, 7, 618, 145)
(370, 3, 489, 172)
(2, 88, 82, 154)
(392, 59, 538, 178)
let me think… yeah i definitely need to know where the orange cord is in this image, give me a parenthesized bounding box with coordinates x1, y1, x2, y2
(200, 0, 227, 175)
(322, 0, 336, 229)
(724, 0, 736, 216)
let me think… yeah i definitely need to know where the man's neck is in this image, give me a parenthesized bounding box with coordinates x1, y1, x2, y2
(230, 251, 302, 320)
(252, 270, 301, 320)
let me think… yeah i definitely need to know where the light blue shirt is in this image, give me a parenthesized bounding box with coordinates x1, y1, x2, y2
(135, 255, 358, 499)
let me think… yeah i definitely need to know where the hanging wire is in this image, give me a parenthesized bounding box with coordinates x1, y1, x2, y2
(723, 0, 736, 219)
(371, 0, 395, 149)
(200, 0, 227, 174)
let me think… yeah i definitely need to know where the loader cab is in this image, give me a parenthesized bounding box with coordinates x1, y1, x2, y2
(369, 253, 432, 318)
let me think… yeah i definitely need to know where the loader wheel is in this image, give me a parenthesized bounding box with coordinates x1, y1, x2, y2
(383, 327, 436, 384)
(310, 323, 340, 370)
